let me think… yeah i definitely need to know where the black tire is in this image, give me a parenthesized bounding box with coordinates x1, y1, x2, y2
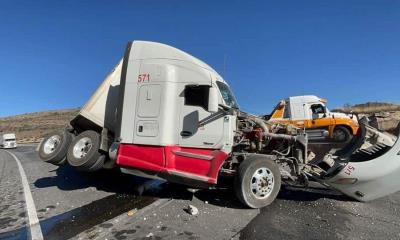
(234, 156, 281, 208)
(333, 126, 352, 143)
(77, 155, 105, 172)
(38, 129, 72, 165)
(67, 130, 102, 171)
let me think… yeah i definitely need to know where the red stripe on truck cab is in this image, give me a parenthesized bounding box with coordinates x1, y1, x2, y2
(116, 144, 229, 184)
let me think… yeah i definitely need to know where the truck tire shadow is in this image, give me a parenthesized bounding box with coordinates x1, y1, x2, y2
(33, 165, 150, 194)
(142, 182, 247, 209)
(194, 188, 246, 209)
(34, 166, 354, 210)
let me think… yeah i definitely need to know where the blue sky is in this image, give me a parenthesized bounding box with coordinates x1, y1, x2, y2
(0, 0, 399, 117)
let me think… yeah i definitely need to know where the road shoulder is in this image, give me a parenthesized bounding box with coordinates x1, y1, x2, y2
(74, 191, 259, 240)
(0, 150, 29, 239)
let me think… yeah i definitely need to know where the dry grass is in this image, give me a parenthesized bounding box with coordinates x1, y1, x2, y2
(0, 109, 79, 143)
(333, 102, 400, 114)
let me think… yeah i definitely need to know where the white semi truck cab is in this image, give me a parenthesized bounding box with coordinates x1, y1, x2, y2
(112, 41, 238, 186)
(38, 41, 400, 208)
(0, 133, 17, 149)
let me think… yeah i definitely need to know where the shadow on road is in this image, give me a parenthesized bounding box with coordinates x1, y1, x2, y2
(28, 165, 359, 240)
(0, 193, 156, 240)
(41, 194, 156, 240)
(34, 165, 150, 194)
(144, 181, 354, 210)
(34, 165, 354, 209)
(278, 184, 356, 202)
(145, 182, 247, 209)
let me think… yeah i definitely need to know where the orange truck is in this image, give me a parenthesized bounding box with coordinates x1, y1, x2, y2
(266, 95, 359, 142)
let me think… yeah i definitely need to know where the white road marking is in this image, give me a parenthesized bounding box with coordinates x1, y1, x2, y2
(5, 150, 44, 240)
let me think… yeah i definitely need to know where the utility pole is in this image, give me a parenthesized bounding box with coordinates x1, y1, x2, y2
(223, 54, 227, 77)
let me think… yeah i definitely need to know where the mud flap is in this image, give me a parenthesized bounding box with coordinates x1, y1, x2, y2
(323, 131, 400, 201)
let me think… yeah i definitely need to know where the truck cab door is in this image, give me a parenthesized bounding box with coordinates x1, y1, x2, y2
(178, 85, 224, 149)
(303, 103, 332, 140)
(309, 103, 332, 129)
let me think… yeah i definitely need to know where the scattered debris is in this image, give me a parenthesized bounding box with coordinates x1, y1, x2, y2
(146, 233, 154, 238)
(185, 205, 199, 215)
(316, 215, 328, 222)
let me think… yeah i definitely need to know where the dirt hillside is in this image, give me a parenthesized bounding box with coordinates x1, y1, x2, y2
(333, 102, 400, 133)
(0, 109, 79, 143)
(333, 102, 400, 114)
(1, 102, 400, 144)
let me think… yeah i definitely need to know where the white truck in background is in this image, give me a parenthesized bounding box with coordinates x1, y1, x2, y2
(266, 95, 359, 142)
(0, 133, 17, 149)
(37, 41, 400, 208)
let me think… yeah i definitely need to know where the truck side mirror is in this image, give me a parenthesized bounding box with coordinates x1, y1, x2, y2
(208, 87, 219, 113)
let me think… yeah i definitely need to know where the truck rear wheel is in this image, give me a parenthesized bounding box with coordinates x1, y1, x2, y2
(38, 129, 72, 165)
(234, 156, 281, 208)
(67, 130, 103, 171)
(83, 155, 105, 172)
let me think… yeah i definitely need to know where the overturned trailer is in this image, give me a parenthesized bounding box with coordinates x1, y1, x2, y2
(38, 41, 400, 208)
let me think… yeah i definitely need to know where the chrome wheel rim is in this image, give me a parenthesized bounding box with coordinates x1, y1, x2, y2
(73, 137, 92, 159)
(250, 167, 274, 199)
(43, 135, 61, 155)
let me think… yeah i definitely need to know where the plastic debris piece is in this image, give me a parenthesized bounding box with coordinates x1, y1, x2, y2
(186, 205, 199, 215)
(146, 233, 154, 238)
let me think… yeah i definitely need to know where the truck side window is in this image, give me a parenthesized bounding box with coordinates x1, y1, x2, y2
(311, 104, 325, 114)
(184, 85, 209, 109)
(283, 102, 290, 118)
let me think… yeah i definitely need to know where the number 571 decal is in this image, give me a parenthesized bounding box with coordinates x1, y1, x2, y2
(344, 165, 355, 175)
(138, 74, 150, 83)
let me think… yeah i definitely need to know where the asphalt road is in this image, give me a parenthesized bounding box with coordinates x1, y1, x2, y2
(0, 146, 157, 240)
(1, 146, 400, 240)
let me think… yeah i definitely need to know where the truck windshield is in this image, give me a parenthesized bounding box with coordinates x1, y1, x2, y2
(5, 139, 15, 142)
(216, 81, 239, 109)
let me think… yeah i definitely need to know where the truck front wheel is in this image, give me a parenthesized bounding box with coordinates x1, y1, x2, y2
(67, 130, 103, 171)
(38, 129, 72, 165)
(234, 156, 281, 208)
(333, 126, 352, 143)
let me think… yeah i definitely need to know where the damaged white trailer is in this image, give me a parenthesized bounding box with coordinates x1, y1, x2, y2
(38, 41, 400, 208)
